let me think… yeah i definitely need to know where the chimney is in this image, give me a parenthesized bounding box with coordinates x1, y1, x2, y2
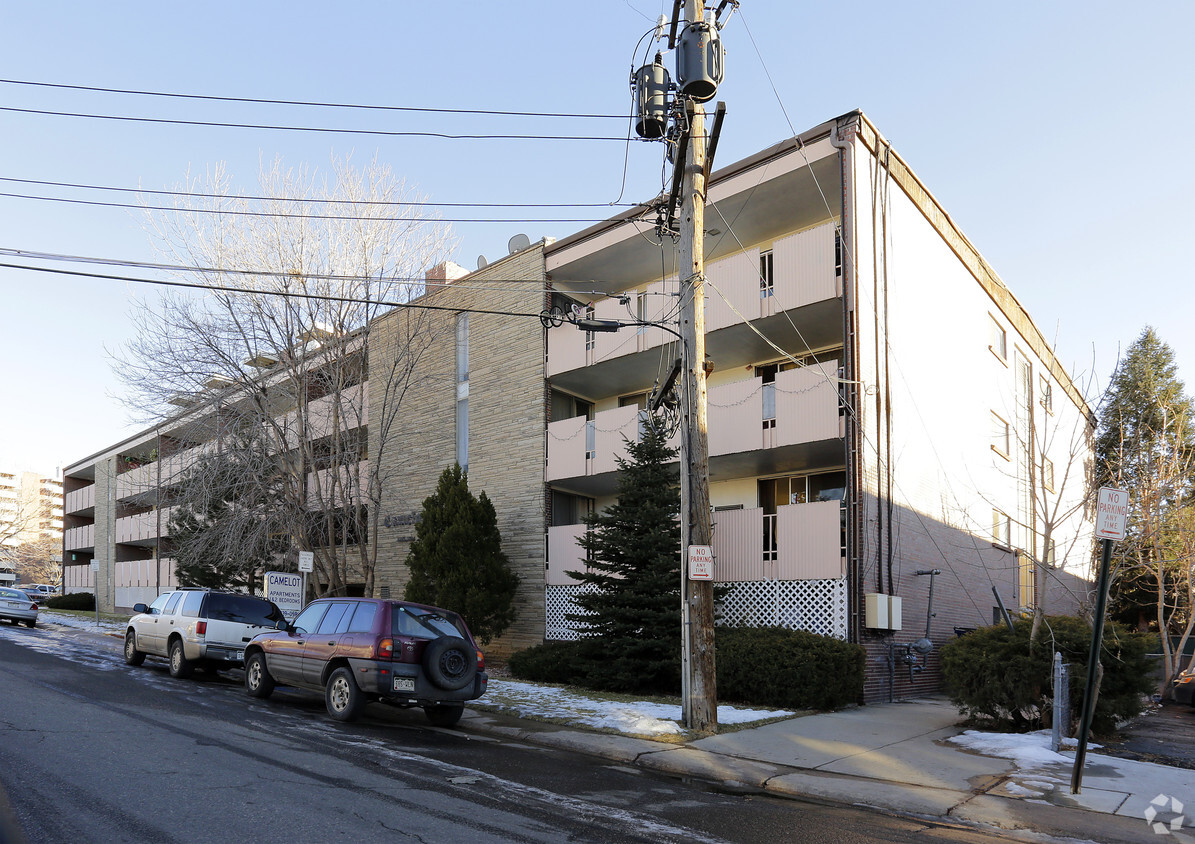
(425, 261, 470, 292)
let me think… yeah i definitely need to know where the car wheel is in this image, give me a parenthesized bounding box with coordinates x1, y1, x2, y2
(168, 638, 193, 678)
(25, 619, 35, 629)
(422, 637, 477, 691)
(244, 652, 275, 699)
(124, 631, 146, 666)
(423, 704, 464, 728)
(325, 666, 365, 722)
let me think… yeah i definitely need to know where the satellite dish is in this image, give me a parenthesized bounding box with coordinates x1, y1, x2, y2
(476, 255, 489, 270)
(508, 233, 531, 254)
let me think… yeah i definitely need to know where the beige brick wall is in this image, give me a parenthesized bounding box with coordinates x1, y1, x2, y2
(369, 246, 547, 657)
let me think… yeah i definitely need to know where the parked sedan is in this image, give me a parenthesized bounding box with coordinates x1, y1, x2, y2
(0, 587, 38, 628)
(244, 597, 487, 727)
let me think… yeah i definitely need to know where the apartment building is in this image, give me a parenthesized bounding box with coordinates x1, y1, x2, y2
(62, 110, 1093, 697)
(540, 111, 1094, 700)
(1, 469, 63, 547)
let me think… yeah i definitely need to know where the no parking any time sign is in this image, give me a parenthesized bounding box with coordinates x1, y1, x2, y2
(1095, 486, 1129, 541)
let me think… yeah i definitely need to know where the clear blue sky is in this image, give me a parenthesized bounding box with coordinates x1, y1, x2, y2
(2, 1, 1192, 474)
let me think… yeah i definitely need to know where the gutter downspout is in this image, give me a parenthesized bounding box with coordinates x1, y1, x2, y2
(830, 118, 862, 648)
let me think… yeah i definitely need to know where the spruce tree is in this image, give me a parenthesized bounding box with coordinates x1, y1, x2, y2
(569, 424, 681, 693)
(404, 464, 518, 644)
(1096, 327, 1195, 629)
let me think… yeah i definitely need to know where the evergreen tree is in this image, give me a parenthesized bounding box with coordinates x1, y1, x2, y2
(1096, 327, 1195, 631)
(404, 464, 518, 644)
(569, 424, 681, 693)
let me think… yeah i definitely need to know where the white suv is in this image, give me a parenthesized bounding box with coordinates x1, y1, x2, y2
(124, 589, 288, 678)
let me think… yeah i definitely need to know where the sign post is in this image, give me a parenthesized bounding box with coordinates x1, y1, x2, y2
(1071, 486, 1129, 793)
(297, 550, 314, 607)
(264, 571, 304, 622)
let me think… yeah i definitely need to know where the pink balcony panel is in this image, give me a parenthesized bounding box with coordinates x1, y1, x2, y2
(712, 507, 765, 582)
(776, 500, 843, 579)
(547, 322, 587, 377)
(593, 406, 640, 475)
(546, 524, 588, 586)
(592, 296, 639, 363)
(546, 416, 587, 481)
(708, 378, 764, 457)
(772, 222, 838, 312)
(704, 249, 761, 332)
(775, 360, 840, 446)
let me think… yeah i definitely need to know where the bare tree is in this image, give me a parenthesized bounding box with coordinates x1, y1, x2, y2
(115, 154, 455, 596)
(8, 536, 62, 586)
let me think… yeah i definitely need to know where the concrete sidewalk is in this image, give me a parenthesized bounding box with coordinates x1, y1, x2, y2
(462, 697, 1195, 843)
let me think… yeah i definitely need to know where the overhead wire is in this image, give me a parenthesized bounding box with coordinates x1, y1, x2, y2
(0, 176, 638, 209)
(0, 78, 627, 120)
(0, 105, 643, 142)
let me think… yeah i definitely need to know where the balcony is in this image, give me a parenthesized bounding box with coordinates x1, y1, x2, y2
(546, 361, 842, 495)
(547, 222, 841, 398)
(64, 484, 95, 514)
(544, 501, 842, 586)
(64, 523, 94, 552)
(115, 507, 177, 545)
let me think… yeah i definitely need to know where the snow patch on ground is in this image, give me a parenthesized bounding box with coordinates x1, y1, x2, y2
(40, 611, 126, 633)
(480, 679, 793, 736)
(949, 729, 1099, 771)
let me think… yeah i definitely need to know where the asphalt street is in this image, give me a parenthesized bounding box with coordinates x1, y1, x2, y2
(0, 621, 1008, 844)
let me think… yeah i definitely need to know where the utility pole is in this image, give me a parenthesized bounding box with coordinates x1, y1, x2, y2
(678, 0, 717, 734)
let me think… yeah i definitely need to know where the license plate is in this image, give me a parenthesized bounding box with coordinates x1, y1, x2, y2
(393, 676, 415, 692)
(236, 650, 244, 662)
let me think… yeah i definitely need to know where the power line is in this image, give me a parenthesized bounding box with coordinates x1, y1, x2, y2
(0, 78, 626, 120)
(0, 176, 637, 210)
(0, 190, 607, 225)
(0, 105, 641, 142)
(0, 261, 545, 319)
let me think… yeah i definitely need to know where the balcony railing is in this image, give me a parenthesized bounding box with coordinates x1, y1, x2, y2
(547, 222, 838, 378)
(546, 361, 839, 483)
(543, 501, 842, 585)
(64, 484, 96, 514)
(63, 523, 94, 551)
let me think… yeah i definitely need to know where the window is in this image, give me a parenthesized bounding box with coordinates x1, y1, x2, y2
(148, 593, 170, 614)
(991, 412, 1010, 458)
(584, 306, 596, 352)
(348, 601, 378, 633)
(992, 509, 1011, 547)
(291, 603, 329, 637)
(834, 231, 843, 278)
(759, 250, 774, 298)
(455, 313, 469, 384)
(164, 591, 183, 615)
(989, 315, 1007, 362)
(180, 590, 204, 618)
(1039, 375, 1053, 414)
(316, 602, 352, 635)
(1042, 457, 1055, 492)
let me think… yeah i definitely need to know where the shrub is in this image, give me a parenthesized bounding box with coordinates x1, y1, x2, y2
(939, 615, 1154, 735)
(716, 627, 865, 711)
(45, 592, 96, 610)
(508, 641, 591, 686)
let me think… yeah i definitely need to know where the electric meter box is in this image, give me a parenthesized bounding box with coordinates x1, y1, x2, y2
(865, 593, 903, 630)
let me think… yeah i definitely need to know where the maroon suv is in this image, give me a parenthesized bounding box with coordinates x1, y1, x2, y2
(243, 597, 487, 727)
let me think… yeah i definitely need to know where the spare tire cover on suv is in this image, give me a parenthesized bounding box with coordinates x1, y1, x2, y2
(422, 636, 477, 691)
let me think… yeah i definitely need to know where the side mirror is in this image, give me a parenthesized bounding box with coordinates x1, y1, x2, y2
(133, 603, 149, 614)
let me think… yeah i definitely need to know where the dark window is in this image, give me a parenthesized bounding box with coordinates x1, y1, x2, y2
(291, 603, 328, 637)
(392, 605, 468, 640)
(316, 602, 352, 635)
(180, 590, 204, 618)
(347, 601, 378, 633)
(163, 592, 184, 615)
(206, 593, 287, 627)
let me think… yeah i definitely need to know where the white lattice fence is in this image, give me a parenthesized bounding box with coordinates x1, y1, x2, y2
(545, 578, 848, 641)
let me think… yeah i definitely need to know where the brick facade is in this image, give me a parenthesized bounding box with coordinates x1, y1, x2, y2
(369, 245, 548, 657)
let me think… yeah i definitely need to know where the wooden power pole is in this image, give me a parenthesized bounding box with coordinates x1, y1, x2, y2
(678, 0, 717, 733)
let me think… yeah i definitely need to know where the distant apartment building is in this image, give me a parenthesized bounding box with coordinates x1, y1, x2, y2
(63, 111, 1094, 699)
(1, 469, 63, 547)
